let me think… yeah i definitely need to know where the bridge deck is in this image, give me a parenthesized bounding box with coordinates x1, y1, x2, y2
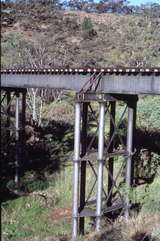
(1, 68, 160, 95)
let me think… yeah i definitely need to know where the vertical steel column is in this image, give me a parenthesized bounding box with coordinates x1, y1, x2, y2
(125, 101, 135, 219)
(79, 102, 88, 235)
(6, 91, 11, 166)
(21, 90, 26, 166)
(107, 102, 116, 207)
(7, 91, 11, 138)
(96, 102, 105, 231)
(131, 100, 137, 186)
(72, 102, 81, 238)
(15, 92, 20, 185)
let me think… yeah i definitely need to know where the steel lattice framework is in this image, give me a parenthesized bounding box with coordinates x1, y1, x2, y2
(72, 90, 138, 236)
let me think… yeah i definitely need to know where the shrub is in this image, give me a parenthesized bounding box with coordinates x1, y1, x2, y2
(133, 178, 160, 213)
(142, 178, 160, 213)
(82, 17, 96, 39)
(82, 17, 93, 32)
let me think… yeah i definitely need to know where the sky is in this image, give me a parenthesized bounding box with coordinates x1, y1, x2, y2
(129, 0, 160, 5)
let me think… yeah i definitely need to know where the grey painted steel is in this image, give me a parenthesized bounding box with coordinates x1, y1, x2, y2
(131, 100, 137, 186)
(15, 93, 20, 184)
(21, 90, 26, 165)
(72, 102, 81, 238)
(125, 104, 134, 219)
(6, 91, 11, 165)
(96, 103, 105, 231)
(1, 73, 160, 95)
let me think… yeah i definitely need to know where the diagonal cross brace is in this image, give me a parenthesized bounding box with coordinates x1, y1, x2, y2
(79, 72, 103, 94)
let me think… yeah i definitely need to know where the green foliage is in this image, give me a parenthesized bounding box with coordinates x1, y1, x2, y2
(132, 178, 160, 213)
(82, 17, 96, 39)
(2, 32, 22, 49)
(42, 100, 74, 124)
(2, 9, 160, 67)
(2, 169, 72, 241)
(1, 32, 21, 68)
(152, 226, 160, 240)
(1, 87, 160, 240)
(82, 17, 93, 32)
(51, 166, 73, 207)
(142, 178, 160, 213)
(2, 197, 48, 240)
(6, 173, 49, 193)
(137, 96, 160, 130)
(1, 32, 52, 69)
(24, 178, 49, 193)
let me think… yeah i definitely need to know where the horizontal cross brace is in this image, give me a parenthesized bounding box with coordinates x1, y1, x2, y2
(79, 203, 125, 217)
(81, 150, 128, 162)
(103, 203, 125, 213)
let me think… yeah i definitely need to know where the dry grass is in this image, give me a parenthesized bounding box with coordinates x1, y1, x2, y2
(2, 6, 160, 68)
(122, 213, 160, 241)
(83, 213, 160, 241)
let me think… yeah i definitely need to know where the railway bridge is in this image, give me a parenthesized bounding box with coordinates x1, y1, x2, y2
(1, 67, 160, 238)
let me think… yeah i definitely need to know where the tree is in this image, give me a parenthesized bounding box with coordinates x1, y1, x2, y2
(14, 0, 62, 10)
(67, 0, 96, 12)
(141, 3, 160, 18)
(96, 0, 132, 14)
(130, 2, 160, 17)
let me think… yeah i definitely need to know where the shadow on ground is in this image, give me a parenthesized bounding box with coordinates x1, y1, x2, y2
(1, 118, 160, 202)
(1, 119, 73, 202)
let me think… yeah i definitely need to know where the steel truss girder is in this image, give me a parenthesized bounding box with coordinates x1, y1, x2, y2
(72, 92, 138, 238)
(1, 88, 27, 185)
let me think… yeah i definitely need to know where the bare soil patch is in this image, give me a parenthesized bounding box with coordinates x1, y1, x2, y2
(52, 207, 72, 224)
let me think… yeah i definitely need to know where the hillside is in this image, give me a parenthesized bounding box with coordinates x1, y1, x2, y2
(1, 4, 160, 68)
(1, 3, 160, 241)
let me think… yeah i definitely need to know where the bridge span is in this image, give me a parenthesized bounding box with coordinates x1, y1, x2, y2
(1, 68, 160, 94)
(1, 67, 160, 238)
